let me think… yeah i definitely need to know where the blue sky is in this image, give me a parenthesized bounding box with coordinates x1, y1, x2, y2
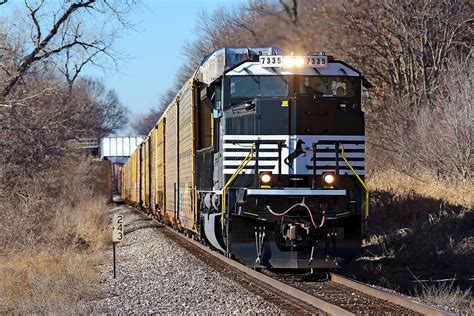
(84, 0, 246, 116)
(0, 0, 246, 117)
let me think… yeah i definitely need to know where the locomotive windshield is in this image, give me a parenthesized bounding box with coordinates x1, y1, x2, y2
(298, 76, 355, 97)
(230, 75, 288, 97)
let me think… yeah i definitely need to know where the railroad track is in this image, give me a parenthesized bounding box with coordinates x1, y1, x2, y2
(129, 207, 456, 315)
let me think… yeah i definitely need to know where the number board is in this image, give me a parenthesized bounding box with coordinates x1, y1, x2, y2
(259, 56, 283, 67)
(302, 55, 328, 68)
(259, 55, 328, 68)
(112, 214, 124, 243)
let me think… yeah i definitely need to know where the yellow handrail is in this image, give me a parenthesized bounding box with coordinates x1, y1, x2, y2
(221, 143, 255, 230)
(340, 144, 369, 220)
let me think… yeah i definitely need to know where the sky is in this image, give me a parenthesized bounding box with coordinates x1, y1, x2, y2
(84, 0, 246, 116)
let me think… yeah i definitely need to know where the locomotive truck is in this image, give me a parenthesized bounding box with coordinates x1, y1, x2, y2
(121, 47, 371, 269)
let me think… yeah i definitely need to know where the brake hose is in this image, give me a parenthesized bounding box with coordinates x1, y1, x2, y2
(266, 203, 325, 229)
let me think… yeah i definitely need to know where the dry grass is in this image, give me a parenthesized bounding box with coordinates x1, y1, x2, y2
(368, 169, 473, 208)
(51, 197, 109, 252)
(0, 156, 111, 313)
(366, 170, 473, 260)
(414, 277, 473, 314)
(0, 251, 103, 314)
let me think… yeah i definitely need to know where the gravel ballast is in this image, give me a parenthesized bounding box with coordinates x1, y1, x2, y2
(83, 205, 286, 314)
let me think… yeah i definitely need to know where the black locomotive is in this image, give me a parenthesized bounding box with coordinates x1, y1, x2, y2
(195, 48, 371, 269)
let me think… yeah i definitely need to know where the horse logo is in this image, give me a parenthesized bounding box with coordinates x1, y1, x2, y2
(284, 139, 306, 170)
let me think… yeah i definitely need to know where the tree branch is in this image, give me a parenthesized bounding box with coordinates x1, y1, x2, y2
(2, 0, 96, 98)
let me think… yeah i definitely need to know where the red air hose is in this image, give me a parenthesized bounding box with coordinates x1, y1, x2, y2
(266, 203, 325, 229)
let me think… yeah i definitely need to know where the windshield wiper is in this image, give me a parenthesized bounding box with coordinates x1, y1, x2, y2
(243, 68, 260, 84)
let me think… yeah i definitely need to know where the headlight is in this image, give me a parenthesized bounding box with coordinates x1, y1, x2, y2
(284, 56, 295, 67)
(323, 173, 335, 184)
(283, 56, 305, 68)
(260, 172, 272, 184)
(294, 56, 304, 67)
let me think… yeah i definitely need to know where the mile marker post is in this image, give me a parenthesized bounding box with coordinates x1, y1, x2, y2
(112, 214, 124, 279)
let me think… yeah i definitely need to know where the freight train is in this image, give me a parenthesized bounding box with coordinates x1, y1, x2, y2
(121, 47, 371, 270)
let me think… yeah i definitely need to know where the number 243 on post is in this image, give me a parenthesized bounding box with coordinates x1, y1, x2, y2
(112, 214, 124, 243)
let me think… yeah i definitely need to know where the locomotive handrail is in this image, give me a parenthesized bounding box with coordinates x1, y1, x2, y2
(340, 144, 369, 219)
(221, 143, 255, 230)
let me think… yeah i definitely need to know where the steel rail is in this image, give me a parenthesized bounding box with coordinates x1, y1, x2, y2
(329, 273, 457, 316)
(161, 225, 353, 316)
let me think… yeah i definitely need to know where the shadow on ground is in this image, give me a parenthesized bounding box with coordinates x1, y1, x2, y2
(345, 190, 473, 295)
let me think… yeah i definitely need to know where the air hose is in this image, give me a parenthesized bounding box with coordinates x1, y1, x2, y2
(266, 203, 325, 229)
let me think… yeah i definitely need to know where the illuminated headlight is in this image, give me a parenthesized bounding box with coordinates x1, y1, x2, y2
(283, 56, 305, 68)
(284, 56, 295, 67)
(260, 172, 272, 184)
(294, 56, 304, 67)
(323, 173, 335, 185)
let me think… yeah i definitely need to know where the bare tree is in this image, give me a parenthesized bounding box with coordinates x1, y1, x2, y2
(182, 2, 277, 69)
(0, 0, 134, 163)
(344, 0, 473, 106)
(77, 77, 129, 138)
(0, 0, 134, 100)
(130, 111, 159, 136)
(0, 0, 134, 189)
(181, 0, 349, 74)
(413, 58, 473, 180)
(0, 76, 127, 183)
(131, 88, 175, 135)
(279, 0, 298, 25)
(366, 56, 473, 181)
